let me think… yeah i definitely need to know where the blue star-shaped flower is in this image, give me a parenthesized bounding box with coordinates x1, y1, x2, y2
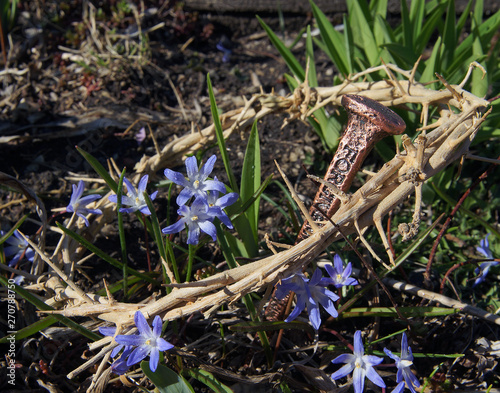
(321, 254, 359, 288)
(384, 333, 420, 393)
(108, 175, 158, 215)
(275, 268, 339, 331)
(473, 234, 498, 286)
(162, 196, 218, 245)
(114, 311, 174, 372)
(1, 229, 35, 267)
(331, 330, 386, 393)
(99, 326, 136, 375)
(66, 180, 102, 226)
(206, 178, 239, 229)
(164, 155, 227, 206)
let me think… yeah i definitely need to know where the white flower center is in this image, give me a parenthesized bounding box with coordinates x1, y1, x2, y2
(191, 215, 198, 222)
(400, 359, 413, 368)
(193, 180, 200, 189)
(336, 274, 343, 282)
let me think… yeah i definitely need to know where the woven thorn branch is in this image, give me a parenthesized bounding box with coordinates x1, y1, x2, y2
(32, 62, 492, 380)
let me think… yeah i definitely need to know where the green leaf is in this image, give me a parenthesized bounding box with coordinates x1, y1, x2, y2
(0, 316, 58, 343)
(441, 0, 457, 69)
(240, 121, 261, 243)
(141, 362, 193, 393)
(305, 26, 318, 87)
(421, 36, 442, 86)
(309, 0, 349, 75)
(184, 369, 233, 393)
(371, 0, 388, 47)
(207, 74, 239, 194)
(409, 0, 425, 47)
(347, 0, 379, 66)
(256, 16, 305, 81)
(0, 276, 101, 341)
(454, 8, 500, 63)
(400, 0, 412, 48)
(338, 306, 460, 319)
(76, 147, 118, 193)
(414, 3, 447, 56)
(56, 223, 158, 284)
(455, 0, 474, 35)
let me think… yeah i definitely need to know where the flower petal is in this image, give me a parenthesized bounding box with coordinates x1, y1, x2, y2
(127, 345, 150, 366)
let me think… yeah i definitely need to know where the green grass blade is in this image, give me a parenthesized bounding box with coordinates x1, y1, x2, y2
(56, 222, 158, 284)
(0, 276, 101, 341)
(347, 0, 379, 66)
(400, 0, 412, 48)
(0, 315, 58, 343)
(256, 16, 304, 81)
(0, 215, 28, 245)
(208, 74, 259, 257)
(309, 0, 349, 75)
(431, 184, 500, 241)
(471, 0, 488, 97)
(454, 9, 500, 62)
(76, 146, 118, 192)
(183, 369, 233, 393)
(371, 0, 388, 47)
(421, 36, 442, 86)
(343, 14, 354, 75)
(207, 73, 239, 194)
(414, 3, 447, 56)
(240, 121, 261, 243)
(456, 0, 474, 34)
(409, 0, 425, 46)
(141, 362, 193, 393)
(441, 0, 457, 69)
(305, 26, 318, 87)
(116, 170, 128, 297)
(339, 306, 460, 319)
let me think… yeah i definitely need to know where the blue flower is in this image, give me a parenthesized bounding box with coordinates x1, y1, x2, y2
(275, 268, 339, 331)
(331, 330, 386, 393)
(392, 382, 406, 393)
(206, 178, 239, 229)
(66, 180, 102, 226)
(384, 333, 420, 393)
(99, 326, 136, 375)
(1, 229, 35, 267)
(164, 155, 227, 206)
(162, 196, 218, 245)
(108, 175, 158, 215)
(473, 234, 498, 286)
(114, 311, 174, 372)
(321, 255, 359, 288)
(216, 40, 232, 63)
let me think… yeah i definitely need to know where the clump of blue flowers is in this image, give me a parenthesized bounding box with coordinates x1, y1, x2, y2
(163, 155, 238, 244)
(275, 268, 339, 331)
(473, 234, 498, 286)
(100, 311, 174, 373)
